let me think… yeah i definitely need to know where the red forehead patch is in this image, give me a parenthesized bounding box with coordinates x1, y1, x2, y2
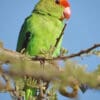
(60, 0, 70, 7)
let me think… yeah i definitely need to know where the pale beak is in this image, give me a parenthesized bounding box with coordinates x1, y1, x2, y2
(63, 7, 71, 20)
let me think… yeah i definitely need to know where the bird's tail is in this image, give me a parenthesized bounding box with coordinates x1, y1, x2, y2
(25, 88, 37, 100)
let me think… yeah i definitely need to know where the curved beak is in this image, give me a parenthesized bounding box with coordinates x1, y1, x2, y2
(60, 0, 71, 20)
(63, 7, 71, 20)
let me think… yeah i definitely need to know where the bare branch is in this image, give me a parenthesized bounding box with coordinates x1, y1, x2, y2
(55, 24, 67, 48)
(55, 43, 100, 60)
(32, 43, 100, 61)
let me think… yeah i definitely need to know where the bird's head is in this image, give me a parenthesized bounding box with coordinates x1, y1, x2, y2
(34, 0, 71, 20)
(55, 0, 71, 20)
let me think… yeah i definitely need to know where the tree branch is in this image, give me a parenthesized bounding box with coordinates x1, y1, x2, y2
(55, 24, 67, 48)
(56, 43, 100, 60)
(32, 43, 100, 61)
(0, 43, 100, 99)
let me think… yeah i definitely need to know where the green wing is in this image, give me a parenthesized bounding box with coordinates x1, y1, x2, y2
(16, 13, 64, 56)
(16, 16, 32, 52)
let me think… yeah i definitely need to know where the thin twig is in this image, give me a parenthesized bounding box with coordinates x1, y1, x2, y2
(32, 44, 100, 61)
(55, 24, 67, 48)
(57, 44, 100, 60)
(0, 43, 100, 61)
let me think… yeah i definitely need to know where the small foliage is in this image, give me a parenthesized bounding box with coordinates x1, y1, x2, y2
(0, 43, 100, 99)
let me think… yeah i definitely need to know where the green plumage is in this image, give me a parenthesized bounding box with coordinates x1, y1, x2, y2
(16, 0, 65, 57)
(16, 0, 65, 99)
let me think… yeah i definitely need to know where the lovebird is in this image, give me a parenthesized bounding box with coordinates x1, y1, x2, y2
(16, 0, 71, 57)
(16, 0, 71, 99)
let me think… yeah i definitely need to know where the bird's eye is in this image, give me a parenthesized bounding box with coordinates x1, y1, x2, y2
(55, 0, 59, 4)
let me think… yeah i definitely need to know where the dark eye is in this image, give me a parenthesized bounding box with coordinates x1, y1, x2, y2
(55, 0, 59, 4)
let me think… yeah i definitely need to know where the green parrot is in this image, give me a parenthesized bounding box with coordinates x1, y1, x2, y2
(16, 0, 71, 57)
(16, 0, 71, 99)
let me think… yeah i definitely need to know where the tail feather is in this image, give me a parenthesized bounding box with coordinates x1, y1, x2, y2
(25, 88, 37, 100)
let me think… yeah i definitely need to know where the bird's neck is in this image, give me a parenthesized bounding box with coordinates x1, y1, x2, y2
(33, 9, 49, 16)
(33, 9, 64, 22)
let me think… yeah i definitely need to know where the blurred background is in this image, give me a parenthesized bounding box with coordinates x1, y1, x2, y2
(0, 0, 100, 100)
